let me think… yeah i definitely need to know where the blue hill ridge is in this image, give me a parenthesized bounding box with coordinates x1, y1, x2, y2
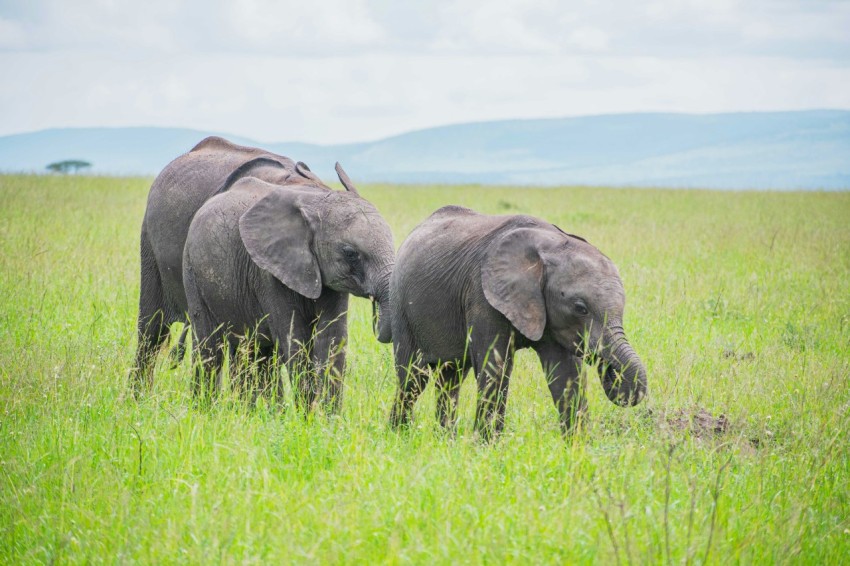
(1, 111, 848, 189)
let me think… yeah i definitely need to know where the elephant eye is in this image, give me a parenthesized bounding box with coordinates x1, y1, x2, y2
(342, 246, 360, 263)
(574, 301, 589, 316)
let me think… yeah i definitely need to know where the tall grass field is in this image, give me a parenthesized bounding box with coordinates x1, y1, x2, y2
(1, 174, 849, 563)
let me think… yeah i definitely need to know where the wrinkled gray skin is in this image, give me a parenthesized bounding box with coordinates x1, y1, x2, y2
(132, 137, 394, 406)
(184, 177, 394, 409)
(389, 206, 647, 440)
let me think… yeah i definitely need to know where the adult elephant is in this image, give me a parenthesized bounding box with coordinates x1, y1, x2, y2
(183, 177, 394, 410)
(131, 136, 394, 399)
(389, 206, 647, 440)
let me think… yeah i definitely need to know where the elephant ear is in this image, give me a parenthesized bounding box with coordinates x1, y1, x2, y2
(295, 161, 323, 184)
(482, 228, 547, 341)
(335, 162, 360, 196)
(238, 188, 322, 299)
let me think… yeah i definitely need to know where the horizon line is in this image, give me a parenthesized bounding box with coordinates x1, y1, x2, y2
(1, 107, 847, 147)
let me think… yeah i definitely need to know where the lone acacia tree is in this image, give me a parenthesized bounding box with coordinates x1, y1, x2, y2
(46, 160, 92, 174)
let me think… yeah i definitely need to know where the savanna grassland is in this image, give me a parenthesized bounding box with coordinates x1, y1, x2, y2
(1, 173, 849, 564)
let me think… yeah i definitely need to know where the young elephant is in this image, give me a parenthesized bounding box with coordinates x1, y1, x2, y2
(133, 136, 323, 391)
(183, 176, 394, 410)
(389, 206, 647, 439)
(132, 136, 395, 396)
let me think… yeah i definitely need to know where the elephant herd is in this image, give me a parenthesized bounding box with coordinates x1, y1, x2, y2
(131, 137, 647, 439)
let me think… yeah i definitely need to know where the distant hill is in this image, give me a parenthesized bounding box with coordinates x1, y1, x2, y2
(1, 111, 848, 189)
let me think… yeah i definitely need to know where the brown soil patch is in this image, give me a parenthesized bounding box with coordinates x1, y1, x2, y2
(662, 406, 729, 438)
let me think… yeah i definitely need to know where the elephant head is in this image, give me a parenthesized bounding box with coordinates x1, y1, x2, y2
(238, 164, 395, 343)
(482, 225, 647, 406)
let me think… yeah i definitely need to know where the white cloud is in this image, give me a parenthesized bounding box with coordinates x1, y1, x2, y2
(430, 0, 559, 54)
(217, 0, 386, 52)
(0, 17, 26, 49)
(0, 0, 848, 142)
(568, 27, 609, 52)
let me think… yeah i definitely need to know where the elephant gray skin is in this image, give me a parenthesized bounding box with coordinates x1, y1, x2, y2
(183, 176, 394, 409)
(132, 136, 394, 398)
(389, 206, 647, 440)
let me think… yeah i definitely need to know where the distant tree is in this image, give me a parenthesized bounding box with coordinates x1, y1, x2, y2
(46, 160, 92, 174)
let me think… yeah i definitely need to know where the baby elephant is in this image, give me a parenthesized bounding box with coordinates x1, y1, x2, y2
(389, 206, 647, 439)
(184, 171, 394, 410)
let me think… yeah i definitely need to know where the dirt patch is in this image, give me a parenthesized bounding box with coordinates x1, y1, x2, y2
(650, 406, 730, 439)
(652, 406, 767, 455)
(666, 407, 729, 437)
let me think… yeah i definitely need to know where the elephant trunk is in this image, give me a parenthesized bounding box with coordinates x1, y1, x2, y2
(599, 322, 647, 406)
(372, 264, 393, 344)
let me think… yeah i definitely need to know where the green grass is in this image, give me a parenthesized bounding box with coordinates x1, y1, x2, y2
(1, 174, 849, 563)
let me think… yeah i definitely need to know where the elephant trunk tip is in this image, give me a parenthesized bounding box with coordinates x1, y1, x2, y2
(372, 293, 393, 344)
(602, 362, 648, 407)
(599, 329, 647, 407)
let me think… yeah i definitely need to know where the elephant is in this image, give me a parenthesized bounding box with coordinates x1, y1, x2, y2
(389, 206, 647, 439)
(131, 136, 394, 401)
(183, 175, 394, 409)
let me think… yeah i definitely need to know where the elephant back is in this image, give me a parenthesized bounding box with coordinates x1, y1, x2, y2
(143, 138, 301, 315)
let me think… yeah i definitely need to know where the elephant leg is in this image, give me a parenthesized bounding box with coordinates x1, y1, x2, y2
(434, 361, 465, 432)
(390, 356, 429, 428)
(535, 342, 586, 433)
(310, 293, 349, 414)
(473, 331, 515, 442)
(276, 315, 314, 413)
(185, 274, 227, 403)
(230, 335, 260, 402)
(168, 324, 190, 369)
(131, 229, 177, 395)
(133, 308, 168, 394)
(390, 325, 430, 428)
(192, 328, 228, 405)
(288, 348, 314, 412)
(239, 341, 278, 408)
(255, 343, 283, 408)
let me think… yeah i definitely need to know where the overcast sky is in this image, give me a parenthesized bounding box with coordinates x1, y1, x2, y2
(1, 0, 849, 144)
